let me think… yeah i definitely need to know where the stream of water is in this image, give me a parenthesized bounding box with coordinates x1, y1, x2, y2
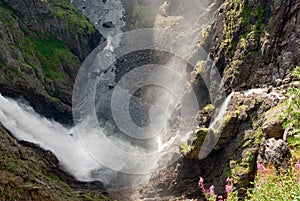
(0, 0, 223, 192)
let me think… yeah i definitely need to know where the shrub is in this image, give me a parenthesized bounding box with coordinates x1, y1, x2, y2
(283, 66, 300, 147)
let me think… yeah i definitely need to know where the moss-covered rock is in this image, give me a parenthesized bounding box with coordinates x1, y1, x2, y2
(262, 103, 286, 139)
(0, 123, 108, 201)
(0, 0, 102, 124)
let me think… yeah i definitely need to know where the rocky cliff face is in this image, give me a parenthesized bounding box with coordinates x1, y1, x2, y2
(0, 0, 299, 200)
(133, 0, 300, 200)
(0, 123, 108, 200)
(0, 0, 102, 124)
(196, 0, 300, 92)
(0, 1, 108, 200)
(176, 0, 300, 198)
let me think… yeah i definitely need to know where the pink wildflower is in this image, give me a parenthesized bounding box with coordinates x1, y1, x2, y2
(209, 185, 215, 197)
(198, 177, 206, 195)
(225, 184, 233, 193)
(225, 177, 233, 194)
(226, 177, 233, 183)
(198, 177, 204, 187)
(257, 163, 265, 171)
(278, 181, 282, 188)
(295, 163, 300, 171)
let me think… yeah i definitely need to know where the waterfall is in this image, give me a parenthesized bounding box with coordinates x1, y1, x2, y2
(197, 92, 234, 159)
(209, 92, 234, 129)
(0, 93, 177, 188)
(0, 1, 222, 191)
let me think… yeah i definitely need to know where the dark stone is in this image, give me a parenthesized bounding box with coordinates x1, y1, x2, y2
(259, 138, 291, 173)
(102, 21, 115, 28)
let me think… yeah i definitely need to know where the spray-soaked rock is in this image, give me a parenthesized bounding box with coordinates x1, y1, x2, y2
(259, 138, 291, 173)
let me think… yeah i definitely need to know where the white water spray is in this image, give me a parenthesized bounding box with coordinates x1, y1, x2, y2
(0, 93, 178, 188)
(0, 0, 223, 192)
(209, 92, 234, 129)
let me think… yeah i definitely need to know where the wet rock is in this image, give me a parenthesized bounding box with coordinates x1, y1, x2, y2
(0, 0, 103, 124)
(103, 21, 115, 28)
(259, 138, 291, 173)
(0, 124, 108, 201)
(262, 104, 286, 139)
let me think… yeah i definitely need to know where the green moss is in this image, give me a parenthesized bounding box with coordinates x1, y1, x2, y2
(223, 114, 232, 124)
(283, 66, 300, 147)
(180, 142, 194, 156)
(254, 127, 263, 145)
(234, 109, 240, 117)
(47, 172, 60, 180)
(55, 2, 94, 33)
(220, 0, 243, 58)
(20, 34, 77, 80)
(247, 151, 256, 172)
(132, 1, 157, 29)
(204, 104, 215, 112)
(0, 1, 17, 30)
(196, 128, 209, 139)
(6, 161, 16, 171)
(221, 1, 266, 61)
(35, 36, 75, 80)
(254, 6, 266, 38)
(240, 4, 251, 30)
(264, 103, 286, 127)
(0, 59, 5, 68)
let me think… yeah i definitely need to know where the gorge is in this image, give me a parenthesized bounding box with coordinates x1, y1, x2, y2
(0, 0, 299, 200)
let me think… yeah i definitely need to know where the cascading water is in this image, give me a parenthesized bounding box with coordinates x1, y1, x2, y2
(209, 92, 234, 129)
(0, 0, 224, 193)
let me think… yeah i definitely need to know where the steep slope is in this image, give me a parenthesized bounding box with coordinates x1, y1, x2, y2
(133, 0, 299, 200)
(0, 123, 108, 201)
(0, 0, 102, 124)
(180, 0, 300, 198)
(0, 0, 299, 200)
(0, 1, 108, 200)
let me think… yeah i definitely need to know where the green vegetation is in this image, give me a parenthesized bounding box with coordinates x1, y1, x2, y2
(21, 34, 77, 80)
(204, 104, 215, 112)
(0, 128, 109, 201)
(221, 1, 266, 60)
(0, 1, 16, 29)
(283, 66, 300, 147)
(35, 36, 76, 80)
(0, 59, 5, 68)
(131, 1, 157, 29)
(246, 154, 300, 200)
(47, 172, 60, 180)
(223, 67, 300, 200)
(240, 5, 265, 39)
(0, 0, 80, 81)
(180, 142, 194, 156)
(6, 161, 16, 171)
(55, 1, 94, 33)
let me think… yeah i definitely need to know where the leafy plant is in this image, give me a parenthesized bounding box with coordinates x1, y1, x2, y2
(180, 142, 194, 156)
(247, 161, 300, 200)
(283, 66, 300, 147)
